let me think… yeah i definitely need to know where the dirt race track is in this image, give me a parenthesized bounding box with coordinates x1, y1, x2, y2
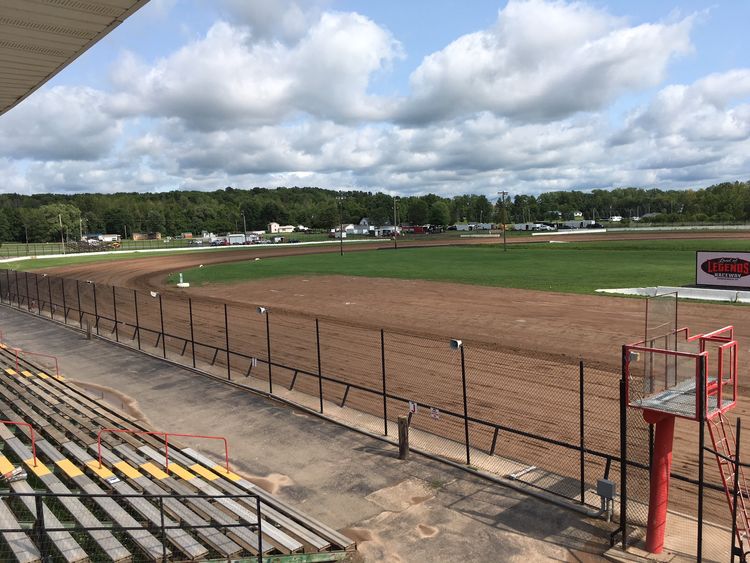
(32, 230, 750, 531)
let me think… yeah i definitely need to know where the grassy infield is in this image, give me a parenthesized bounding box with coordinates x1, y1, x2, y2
(168, 239, 750, 294)
(3, 238, 749, 296)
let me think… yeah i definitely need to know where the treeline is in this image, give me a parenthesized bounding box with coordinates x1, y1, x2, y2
(0, 181, 747, 243)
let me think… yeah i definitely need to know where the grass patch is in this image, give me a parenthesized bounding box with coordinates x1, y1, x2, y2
(170, 239, 750, 294)
(0, 248, 203, 271)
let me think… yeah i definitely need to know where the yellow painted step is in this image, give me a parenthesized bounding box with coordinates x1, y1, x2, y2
(213, 465, 241, 482)
(190, 464, 218, 481)
(141, 462, 168, 480)
(56, 459, 83, 478)
(166, 463, 195, 481)
(114, 461, 143, 479)
(0, 455, 15, 475)
(24, 458, 51, 477)
(86, 460, 115, 480)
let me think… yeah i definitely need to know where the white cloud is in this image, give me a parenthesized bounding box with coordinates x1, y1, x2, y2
(108, 13, 401, 130)
(622, 69, 750, 143)
(2, 1, 749, 198)
(0, 87, 121, 161)
(219, 0, 330, 43)
(398, 0, 694, 123)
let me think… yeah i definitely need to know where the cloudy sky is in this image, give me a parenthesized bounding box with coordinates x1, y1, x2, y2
(1, 0, 749, 197)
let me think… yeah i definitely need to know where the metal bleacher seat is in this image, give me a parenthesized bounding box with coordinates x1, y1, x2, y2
(0, 341, 356, 561)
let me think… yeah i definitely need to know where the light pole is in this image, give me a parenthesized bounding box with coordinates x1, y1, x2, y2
(338, 194, 344, 256)
(241, 211, 247, 241)
(79, 217, 83, 241)
(497, 191, 509, 252)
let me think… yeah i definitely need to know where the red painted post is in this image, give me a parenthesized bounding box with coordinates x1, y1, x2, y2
(0, 420, 37, 466)
(643, 410, 676, 554)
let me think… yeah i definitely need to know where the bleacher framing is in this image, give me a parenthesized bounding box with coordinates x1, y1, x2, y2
(0, 336, 355, 562)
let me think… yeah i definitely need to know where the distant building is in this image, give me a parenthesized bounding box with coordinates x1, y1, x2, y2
(132, 232, 161, 240)
(268, 222, 295, 234)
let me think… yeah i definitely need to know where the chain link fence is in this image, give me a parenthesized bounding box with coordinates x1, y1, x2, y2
(0, 269, 743, 560)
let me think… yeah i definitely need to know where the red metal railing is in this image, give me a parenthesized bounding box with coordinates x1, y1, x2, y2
(0, 420, 37, 467)
(11, 348, 59, 376)
(97, 428, 231, 476)
(625, 325, 738, 421)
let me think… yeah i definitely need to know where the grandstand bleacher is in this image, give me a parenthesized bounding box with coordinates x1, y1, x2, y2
(0, 337, 355, 562)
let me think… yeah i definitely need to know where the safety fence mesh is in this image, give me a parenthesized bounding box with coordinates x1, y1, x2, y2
(0, 270, 740, 559)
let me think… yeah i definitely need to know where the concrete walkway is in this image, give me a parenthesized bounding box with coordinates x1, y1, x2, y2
(0, 305, 615, 562)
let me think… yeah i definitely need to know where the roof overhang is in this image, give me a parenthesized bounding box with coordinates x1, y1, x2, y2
(0, 0, 150, 117)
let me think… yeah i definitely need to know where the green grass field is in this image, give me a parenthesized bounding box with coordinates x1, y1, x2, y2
(169, 239, 750, 294)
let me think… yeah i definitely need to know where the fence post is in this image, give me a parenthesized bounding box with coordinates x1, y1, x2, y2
(381, 328, 388, 436)
(159, 495, 167, 562)
(47, 274, 53, 319)
(35, 273, 42, 315)
(34, 494, 48, 560)
(460, 344, 470, 466)
(159, 293, 166, 358)
(61, 278, 67, 324)
(579, 359, 585, 505)
(112, 286, 119, 342)
(316, 319, 323, 413)
(134, 289, 141, 350)
(697, 356, 706, 563)
(14, 270, 20, 308)
(76, 278, 82, 325)
(266, 310, 273, 394)
(189, 298, 196, 368)
(92, 283, 99, 335)
(224, 303, 231, 380)
(24, 271, 30, 310)
(619, 344, 628, 550)
(398, 416, 409, 459)
(256, 496, 263, 563)
(731, 418, 741, 561)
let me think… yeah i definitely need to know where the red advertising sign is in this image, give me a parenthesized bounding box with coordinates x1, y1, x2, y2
(696, 251, 750, 288)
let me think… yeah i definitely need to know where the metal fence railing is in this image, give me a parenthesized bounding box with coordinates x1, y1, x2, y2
(0, 269, 742, 560)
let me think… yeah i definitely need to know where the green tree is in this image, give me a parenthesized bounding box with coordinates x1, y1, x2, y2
(407, 198, 429, 225)
(428, 201, 450, 226)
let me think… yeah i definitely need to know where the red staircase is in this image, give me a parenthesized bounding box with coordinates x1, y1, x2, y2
(707, 412, 750, 558)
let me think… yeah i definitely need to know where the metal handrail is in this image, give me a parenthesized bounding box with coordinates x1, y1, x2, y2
(97, 428, 231, 476)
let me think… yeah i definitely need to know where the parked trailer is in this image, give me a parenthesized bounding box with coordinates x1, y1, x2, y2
(227, 233, 246, 245)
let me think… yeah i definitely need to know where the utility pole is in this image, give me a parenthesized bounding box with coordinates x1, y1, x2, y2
(79, 217, 83, 241)
(338, 194, 344, 256)
(241, 211, 247, 238)
(497, 191, 509, 252)
(393, 196, 399, 250)
(59, 214, 66, 254)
